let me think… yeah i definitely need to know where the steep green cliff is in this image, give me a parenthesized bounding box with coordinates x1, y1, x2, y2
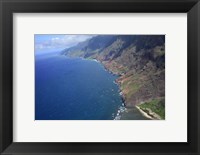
(62, 35, 165, 119)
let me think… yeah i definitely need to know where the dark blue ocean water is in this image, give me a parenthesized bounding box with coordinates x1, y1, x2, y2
(35, 52, 124, 120)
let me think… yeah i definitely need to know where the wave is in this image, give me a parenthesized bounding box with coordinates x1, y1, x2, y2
(114, 106, 127, 120)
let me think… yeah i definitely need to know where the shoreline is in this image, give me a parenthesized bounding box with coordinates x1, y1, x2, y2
(64, 55, 156, 120)
(93, 58, 152, 120)
(135, 106, 155, 120)
(94, 58, 160, 120)
(82, 57, 127, 120)
(135, 105, 161, 120)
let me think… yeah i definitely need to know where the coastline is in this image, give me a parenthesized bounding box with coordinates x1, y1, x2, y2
(135, 106, 155, 120)
(135, 105, 162, 120)
(65, 56, 158, 120)
(92, 58, 153, 120)
(94, 58, 163, 120)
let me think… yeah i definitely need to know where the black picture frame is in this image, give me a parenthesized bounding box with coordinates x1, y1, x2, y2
(0, 0, 200, 154)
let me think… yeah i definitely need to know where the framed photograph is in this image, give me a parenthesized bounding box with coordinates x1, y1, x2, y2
(0, 0, 200, 154)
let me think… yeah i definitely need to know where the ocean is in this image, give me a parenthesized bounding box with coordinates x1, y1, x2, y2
(35, 52, 147, 120)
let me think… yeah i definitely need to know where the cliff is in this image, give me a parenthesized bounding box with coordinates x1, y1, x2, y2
(62, 35, 165, 119)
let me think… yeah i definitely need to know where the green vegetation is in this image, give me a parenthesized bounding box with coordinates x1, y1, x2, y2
(138, 98, 165, 119)
(120, 77, 142, 102)
(126, 82, 141, 98)
(121, 80, 130, 89)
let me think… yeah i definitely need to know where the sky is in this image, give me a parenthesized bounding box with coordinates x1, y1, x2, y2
(35, 34, 93, 53)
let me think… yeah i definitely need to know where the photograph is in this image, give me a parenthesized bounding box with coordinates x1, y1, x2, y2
(35, 34, 165, 120)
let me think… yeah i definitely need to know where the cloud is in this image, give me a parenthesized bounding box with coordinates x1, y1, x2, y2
(35, 35, 94, 52)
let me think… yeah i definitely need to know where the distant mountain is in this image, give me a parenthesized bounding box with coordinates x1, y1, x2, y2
(62, 35, 165, 119)
(61, 35, 115, 57)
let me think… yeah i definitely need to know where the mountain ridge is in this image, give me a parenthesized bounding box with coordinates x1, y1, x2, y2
(62, 35, 165, 119)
